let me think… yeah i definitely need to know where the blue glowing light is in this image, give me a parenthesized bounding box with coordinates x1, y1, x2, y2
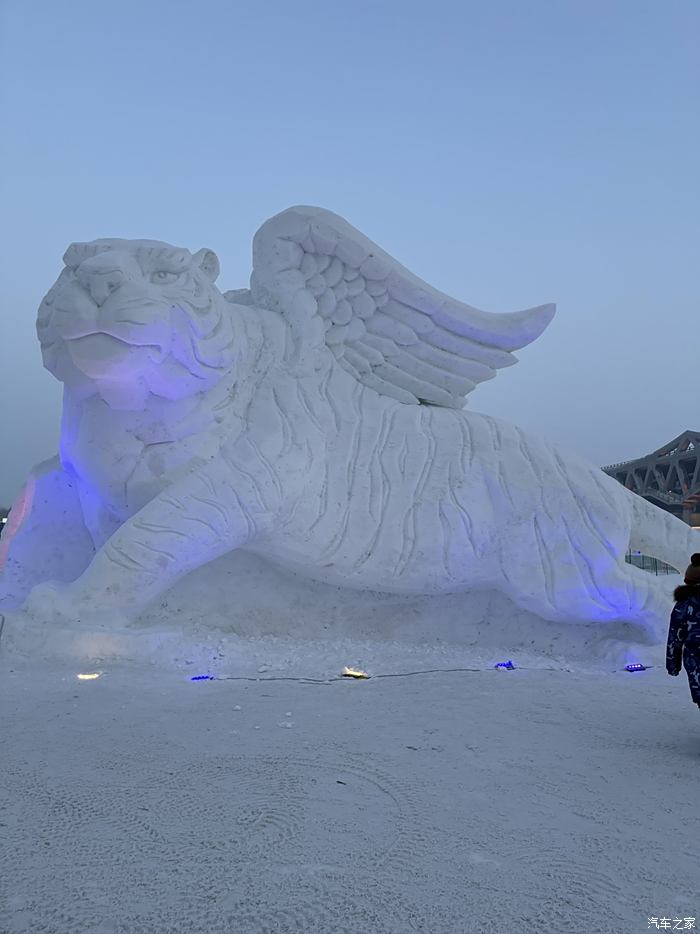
(190, 674, 214, 681)
(624, 663, 647, 672)
(495, 660, 515, 670)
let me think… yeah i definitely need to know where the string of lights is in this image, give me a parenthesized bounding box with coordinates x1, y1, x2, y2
(0, 615, 654, 680)
(189, 662, 656, 683)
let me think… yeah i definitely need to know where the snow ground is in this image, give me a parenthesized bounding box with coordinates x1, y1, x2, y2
(1, 634, 698, 934)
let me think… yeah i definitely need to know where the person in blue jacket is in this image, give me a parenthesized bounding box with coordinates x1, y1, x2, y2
(666, 582, 700, 709)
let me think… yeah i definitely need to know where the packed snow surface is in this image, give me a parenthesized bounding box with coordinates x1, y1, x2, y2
(1, 630, 697, 934)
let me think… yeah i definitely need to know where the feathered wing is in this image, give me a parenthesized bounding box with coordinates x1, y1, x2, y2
(250, 205, 555, 407)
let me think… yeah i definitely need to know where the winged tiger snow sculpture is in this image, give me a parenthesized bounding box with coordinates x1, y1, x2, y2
(1, 206, 695, 640)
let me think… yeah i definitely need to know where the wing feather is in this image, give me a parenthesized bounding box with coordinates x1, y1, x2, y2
(364, 312, 417, 346)
(402, 341, 495, 383)
(374, 362, 459, 407)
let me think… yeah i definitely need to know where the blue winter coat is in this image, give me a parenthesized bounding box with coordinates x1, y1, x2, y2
(666, 585, 700, 704)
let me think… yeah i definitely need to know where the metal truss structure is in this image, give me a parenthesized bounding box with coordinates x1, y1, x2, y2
(603, 431, 700, 524)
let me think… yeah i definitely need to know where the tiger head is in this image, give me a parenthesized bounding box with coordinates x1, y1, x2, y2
(37, 239, 238, 410)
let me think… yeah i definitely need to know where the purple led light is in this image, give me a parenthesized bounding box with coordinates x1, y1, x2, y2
(495, 660, 515, 670)
(624, 663, 646, 672)
(191, 674, 214, 681)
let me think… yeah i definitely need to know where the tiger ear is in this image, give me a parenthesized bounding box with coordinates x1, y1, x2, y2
(193, 248, 220, 282)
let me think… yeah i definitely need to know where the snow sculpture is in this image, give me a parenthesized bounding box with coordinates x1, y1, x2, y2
(3, 206, 697, 636)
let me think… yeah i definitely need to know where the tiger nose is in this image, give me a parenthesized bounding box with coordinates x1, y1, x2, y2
(77, 267, 128, 306)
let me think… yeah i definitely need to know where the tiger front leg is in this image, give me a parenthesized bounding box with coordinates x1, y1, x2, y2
(21, 463, 275, 629)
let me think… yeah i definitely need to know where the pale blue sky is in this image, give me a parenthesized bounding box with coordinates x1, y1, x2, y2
(1, 0, 698, 502)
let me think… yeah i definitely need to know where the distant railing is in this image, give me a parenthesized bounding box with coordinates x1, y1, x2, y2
(602, 461, 634, 471)
(626, 551, 676, 576)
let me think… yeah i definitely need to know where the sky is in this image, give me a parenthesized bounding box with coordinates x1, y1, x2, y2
(0, 0, 698, 504)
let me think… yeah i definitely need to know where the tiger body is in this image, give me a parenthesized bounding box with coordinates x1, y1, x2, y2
(59, 301, 681, 629)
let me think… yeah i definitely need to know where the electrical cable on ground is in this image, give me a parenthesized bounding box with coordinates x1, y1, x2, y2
(205, 663, 655, 684)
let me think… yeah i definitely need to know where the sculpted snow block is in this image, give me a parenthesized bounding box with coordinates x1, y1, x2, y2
(3, 206, 696, 633)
